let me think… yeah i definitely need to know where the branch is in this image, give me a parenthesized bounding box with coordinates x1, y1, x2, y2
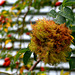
(29, 58, 41, 71)
(23, 0, 32, 27)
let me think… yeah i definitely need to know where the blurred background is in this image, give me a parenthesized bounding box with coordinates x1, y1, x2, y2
(0, 0, 75, 75)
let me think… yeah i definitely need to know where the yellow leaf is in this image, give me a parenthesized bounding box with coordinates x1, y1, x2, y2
(20, 54, 23, 58)
(20, 66, 25, 74)
(19, 21, 21, 25)
(23, 2, 26, 5)
(60, 70, 64, 75)
(11, 7, 16, 10)
(27, 64, 31, 68)
(64, 72, 70, 75)
(5, 40, 11, 45)
(3, 11, 7, 14)
(6, 22, 11, 27)
(6, 67, 11, 71)
(4, 28, 8, 32)
(0, 57, 2, 59)
(9, 19, 12, 22)
(12, 12, 17, 17)
(0, 25, 2, 29)
(17, 10, 21, 15)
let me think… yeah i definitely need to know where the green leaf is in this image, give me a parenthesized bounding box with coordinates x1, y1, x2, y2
(59, 5, 63, 10)
(47, 10, 57, 18)
(63, 0, 75, 6)
(14, 48, 29, 62)
(63, 0, 68, 6)
(66, 49, 72, 61)
(69, 57, 75, 70)
(72, 49, 75, 54)
(70, 25, 75, 32)
(23, 50, 32, 65)
(27, 72, 31, 75)
(34, 53, 37, 61)
(13, 0, 21, 6)
(54, 15, 66, 24)
(59, 7, 74, 21)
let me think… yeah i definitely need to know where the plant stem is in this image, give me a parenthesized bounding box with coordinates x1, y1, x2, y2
(23, 0, 32, 27)
(29, 58, 41, 71)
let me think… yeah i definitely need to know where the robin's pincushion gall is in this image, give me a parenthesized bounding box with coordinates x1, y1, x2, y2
(29, 19, 73, 65)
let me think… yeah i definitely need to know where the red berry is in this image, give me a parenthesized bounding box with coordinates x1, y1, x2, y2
(16, 62, 19, 65)
(4, 57, 10, 62)
(3, 62, 6, 66)
(7, 34, 11, 37)
(0, 0, 6, 6)
(7, 47, 12, 50)
(40, 67, 45, 71)
(26, 32, 30, 35)
(1, 15, 4, 19)
(0, 17, 2, 22)
(5, 60, 10, 67)
(2, 20, 5, 23)
(6, 18, 8, 21)
(55, 2, 62, 7)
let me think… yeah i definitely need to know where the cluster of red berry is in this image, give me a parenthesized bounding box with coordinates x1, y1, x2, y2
(3, 57, 10, 67)
(0, 15, 8, 24)
(0, 0, 6, 6)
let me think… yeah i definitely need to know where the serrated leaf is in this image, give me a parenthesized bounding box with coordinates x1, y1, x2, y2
(69, 57, 75, 70)
(48, 10, 57, 18)
(23, 50, 32, 65)
(59, 7, 74, 21)
(54, 15, 66, 24)
(14, 48, 29, 62)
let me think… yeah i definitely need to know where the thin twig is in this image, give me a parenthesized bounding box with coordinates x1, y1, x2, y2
(29, 58, 41, 71)
(23, 0, 32, 27)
